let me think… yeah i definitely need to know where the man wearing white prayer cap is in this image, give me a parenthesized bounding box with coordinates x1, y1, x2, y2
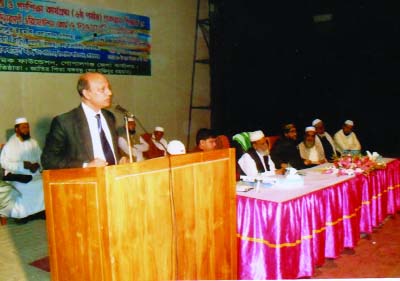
(238, 130, 285, 177)
(311, 118, 338, 161)
(344, 120, 354, 126)
(0, 117, 45, 223)
(117, 116, 149, 162)
(298, 126, 327, 166)
(312, 119, 322, 127)
(15, 117, 28, 125)
(167, 140, 186, 155)
(140, 126, 168, 159)
(334, 119, 361, 154)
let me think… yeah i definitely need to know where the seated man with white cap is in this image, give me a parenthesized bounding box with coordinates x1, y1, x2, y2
(140, 126, 168, 160)
(298, 126, 327, 166)
(333, 120, 361, 155)
(0, 117, 45, 223)
(238, 130, 285, 177)
(312, 118, 338, 161)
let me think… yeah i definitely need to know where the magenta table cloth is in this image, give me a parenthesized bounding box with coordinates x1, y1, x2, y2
(237, 158, 400, 279)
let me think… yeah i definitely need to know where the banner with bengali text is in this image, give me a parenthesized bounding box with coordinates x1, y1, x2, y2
(0, 0, 151, 75)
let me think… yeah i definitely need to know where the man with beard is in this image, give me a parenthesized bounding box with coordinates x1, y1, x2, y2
(0, 117, 45, 223)
(140, 126, 168, 159)
(334, 120, 361, 155)
(270, 123, 307, 170)
(312, 118, 338, 161)
(117, 116, 149, 162)
(238, 130, 285, 177)
(298, 126, 327, 167)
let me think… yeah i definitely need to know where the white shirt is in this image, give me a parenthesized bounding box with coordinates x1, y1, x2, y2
(315, 131, 338, 157)
(0, 133, 42, 176)
(238, 151, 277, 177)
(334, 129, 361, 154)
(81, 102, 116, 162)
(118, 135, 149, 162)
(140, 135, 168, 156)
(306, 146, 319, 162)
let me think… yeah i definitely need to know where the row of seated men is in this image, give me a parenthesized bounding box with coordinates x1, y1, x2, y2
(233, 119, 361, 177)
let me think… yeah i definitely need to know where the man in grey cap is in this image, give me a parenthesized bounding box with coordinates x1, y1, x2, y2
(333, 120, 361, 154)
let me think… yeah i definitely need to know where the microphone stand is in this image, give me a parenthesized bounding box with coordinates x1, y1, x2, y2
(123, 114, 133, 163)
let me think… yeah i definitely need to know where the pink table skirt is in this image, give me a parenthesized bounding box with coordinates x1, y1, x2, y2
(237, 159, 400, 279)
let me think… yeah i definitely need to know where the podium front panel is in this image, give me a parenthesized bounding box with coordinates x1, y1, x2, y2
(43, 148, 237, 280)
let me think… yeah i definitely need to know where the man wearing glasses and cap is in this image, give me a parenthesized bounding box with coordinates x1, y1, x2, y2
(238, 130, 285, 177)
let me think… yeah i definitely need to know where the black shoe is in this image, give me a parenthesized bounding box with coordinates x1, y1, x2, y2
(31, 211, 46, 220)
(15, 217, 30, 225)
(37, 211, 46, 220)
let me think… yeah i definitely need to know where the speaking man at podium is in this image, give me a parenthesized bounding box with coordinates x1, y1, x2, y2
(41, 72, 126, 169)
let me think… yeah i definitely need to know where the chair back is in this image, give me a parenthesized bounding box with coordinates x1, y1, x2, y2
(216, 135, 230, 149)
(267, 135, 279, 150)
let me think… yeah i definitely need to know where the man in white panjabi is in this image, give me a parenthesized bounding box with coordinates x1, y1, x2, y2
(117, 116, 149, 162)
(333, 120, 361, 155)
(0, 117, 45, 220)
(298, 126, 327, 166)
(312, 118, 338, 161)
(238, 130, 285, 177)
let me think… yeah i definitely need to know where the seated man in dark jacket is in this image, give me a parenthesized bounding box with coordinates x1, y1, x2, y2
(270, 123, 307, 170)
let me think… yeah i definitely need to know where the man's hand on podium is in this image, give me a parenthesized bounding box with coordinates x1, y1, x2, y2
(86, 158, 108, 167)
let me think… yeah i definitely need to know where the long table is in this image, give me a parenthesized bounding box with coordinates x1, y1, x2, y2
(236, 158, 400, 279)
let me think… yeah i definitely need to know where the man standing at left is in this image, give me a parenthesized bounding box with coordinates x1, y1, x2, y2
(0, 117, 45, 221)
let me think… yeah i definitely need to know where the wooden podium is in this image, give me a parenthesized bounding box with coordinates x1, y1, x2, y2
(43, 148, 237, 280)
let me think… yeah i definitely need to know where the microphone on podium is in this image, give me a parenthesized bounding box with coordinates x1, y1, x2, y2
(115, 104, 135, 117)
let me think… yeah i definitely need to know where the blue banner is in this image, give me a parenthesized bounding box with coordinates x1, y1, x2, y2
(0, 0, 151, 75)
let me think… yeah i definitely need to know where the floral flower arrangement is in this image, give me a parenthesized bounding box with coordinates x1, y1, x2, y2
(322, 151, 386, 176)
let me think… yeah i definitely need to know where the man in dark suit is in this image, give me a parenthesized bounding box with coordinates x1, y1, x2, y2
(41, 72, 125, 169)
